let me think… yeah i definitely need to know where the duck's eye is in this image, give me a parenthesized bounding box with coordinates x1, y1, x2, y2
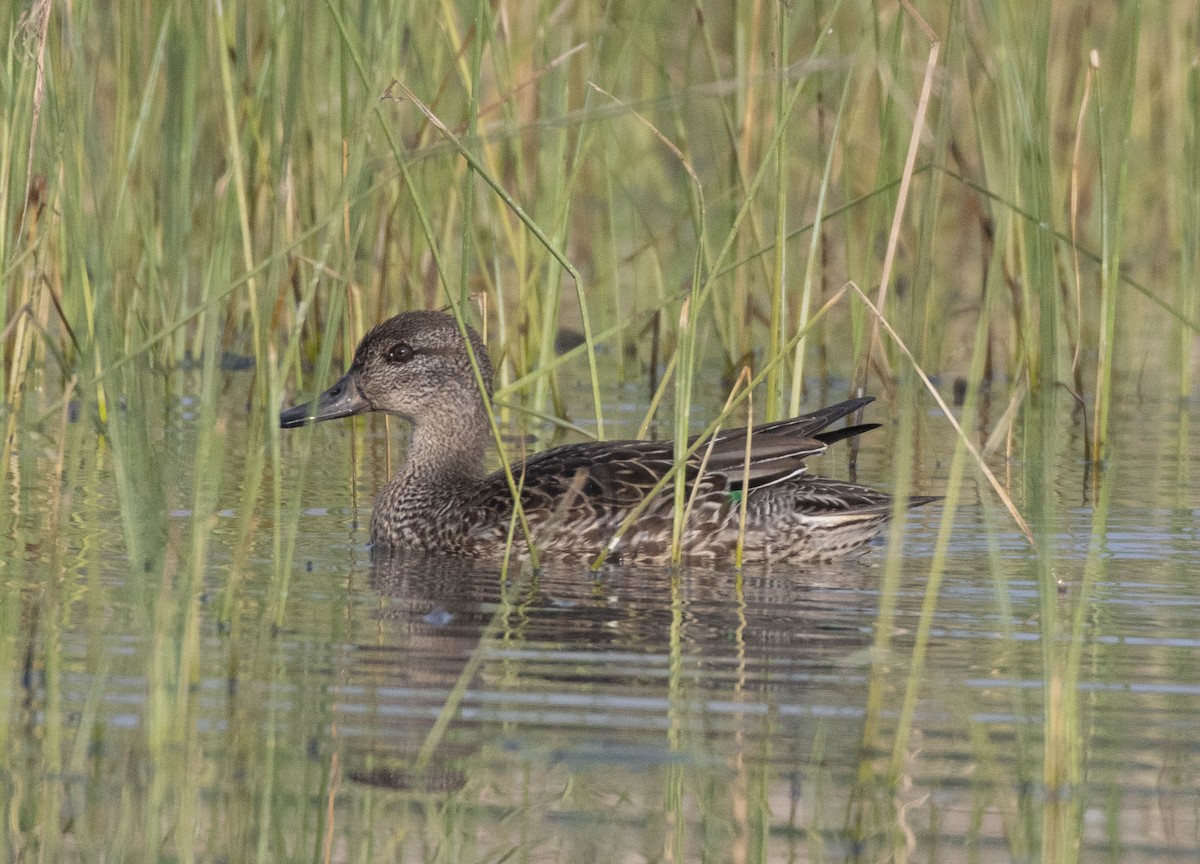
(386, 342, 415, 364)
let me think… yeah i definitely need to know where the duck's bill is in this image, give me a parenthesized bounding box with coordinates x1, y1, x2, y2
(279, 371, 371, 428)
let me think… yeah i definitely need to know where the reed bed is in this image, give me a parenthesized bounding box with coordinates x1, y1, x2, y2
(1, 0, 1197, 860)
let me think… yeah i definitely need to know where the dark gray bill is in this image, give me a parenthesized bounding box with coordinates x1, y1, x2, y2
(279, 370, 371, 428)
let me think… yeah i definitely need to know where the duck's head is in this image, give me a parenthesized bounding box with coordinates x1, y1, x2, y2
(280, 311, 493, 429)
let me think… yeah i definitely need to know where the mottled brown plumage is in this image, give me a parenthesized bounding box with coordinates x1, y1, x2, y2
(280, 311, 937, 563)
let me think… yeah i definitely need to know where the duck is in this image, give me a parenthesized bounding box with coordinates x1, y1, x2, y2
(280, 310, 937, 563)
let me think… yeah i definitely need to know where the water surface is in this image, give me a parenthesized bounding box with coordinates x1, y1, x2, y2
(1, 379, 1197, 862)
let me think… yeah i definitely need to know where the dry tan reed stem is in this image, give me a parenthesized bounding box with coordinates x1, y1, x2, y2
(849, 281, 1036, 548)
(858, 2, 940, 395)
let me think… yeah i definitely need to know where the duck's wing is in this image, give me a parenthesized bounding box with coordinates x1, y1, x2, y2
(472, 397, 882, 519)
(722, 395, 874, 442)
(696, 396, 880, 490)
(476, 439, 679, 516)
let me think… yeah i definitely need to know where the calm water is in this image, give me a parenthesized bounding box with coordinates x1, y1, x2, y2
(1, 375, 1198, 862)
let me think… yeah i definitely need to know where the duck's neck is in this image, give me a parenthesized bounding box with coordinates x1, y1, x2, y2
(402, 417, 491, 488)
(371, 407, 493, 547)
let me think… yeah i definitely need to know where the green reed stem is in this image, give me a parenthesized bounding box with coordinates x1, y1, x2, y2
(1090, 5, 1140, 466)
(790, 69, 851, 415)
(765, 4, 790, 422)
(886, 308, 988, 782)
(1182, 62, 1200, 399)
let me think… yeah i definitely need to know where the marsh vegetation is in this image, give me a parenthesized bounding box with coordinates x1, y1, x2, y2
(2, 0, 1198, 861)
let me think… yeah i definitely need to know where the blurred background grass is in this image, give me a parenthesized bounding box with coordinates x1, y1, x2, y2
(4, 0, 1193, 425)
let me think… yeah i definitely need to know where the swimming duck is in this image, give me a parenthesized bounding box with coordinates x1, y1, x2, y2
(280, 311, 936, 562)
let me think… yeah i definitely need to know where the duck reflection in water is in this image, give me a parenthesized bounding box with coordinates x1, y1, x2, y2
(337, 550, 884, 793)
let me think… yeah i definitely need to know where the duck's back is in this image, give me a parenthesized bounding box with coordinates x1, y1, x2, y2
(449, 435, 910, 563)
